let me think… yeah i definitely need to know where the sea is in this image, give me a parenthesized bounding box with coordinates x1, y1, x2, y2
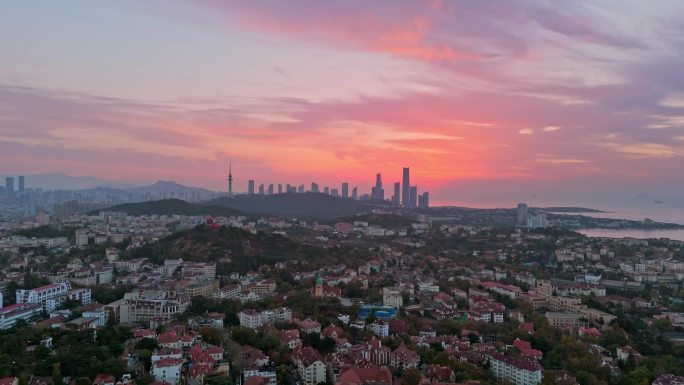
(433, 199, 684, 241)
(557, 204, 684, 241)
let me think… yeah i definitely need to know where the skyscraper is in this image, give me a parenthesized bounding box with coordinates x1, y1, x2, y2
(18, 176, 25, 193)
(298, 184, 305, 193)
(278, 184, 283, 194)
(351, 187, 358, 200)
(371, 173, 384, 200)
(311, 182, 319, 193)
(409, 185, 418, 208)
(341, 183, 349, 198)
(5, 177, 14, 194)
(392, 182, 400, 205)
(258, 184, 265, 195)
(517, 203, 528, 225)
(227, 163, 233, 197)
(418, 192, 430, 208)
(323, 187, 329, 195)
(402, 167, 410, 208)
(268, 184, 274, 195)
(248, 180, 255, 195)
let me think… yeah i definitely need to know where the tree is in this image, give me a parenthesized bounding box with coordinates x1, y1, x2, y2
(75, 378, 91, 385)
(204, 374, 232, 385)
(401, 368, 422, 385)
(200, 327, 224, 346)
(135, 338, 158, 351)
(52, 363, 64, 385)
(135, 374, 155, 385)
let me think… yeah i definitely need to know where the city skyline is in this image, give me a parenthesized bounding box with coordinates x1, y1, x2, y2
(239, 166, 427, 207)
(2, 2, 684, 207)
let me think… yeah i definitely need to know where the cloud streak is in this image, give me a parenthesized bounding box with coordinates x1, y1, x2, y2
(1, 0, 684, 202)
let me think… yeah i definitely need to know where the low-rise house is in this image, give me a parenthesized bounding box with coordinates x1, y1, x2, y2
(389, 342, 419, 370)
(151, 358, 184, 385)
(335, 366, 392, 385)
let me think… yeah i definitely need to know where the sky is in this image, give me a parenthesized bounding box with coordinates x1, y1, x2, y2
(2, 0, 684, 207)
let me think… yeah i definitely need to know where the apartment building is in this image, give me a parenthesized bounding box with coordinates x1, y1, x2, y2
(293, 347, 326, 385)
(119, 289, 189, 325)
(487, 352, 543, 385)
(16, 282, 90, 312)
(382, 287, 403, 308)
(0, 303, 43, 329)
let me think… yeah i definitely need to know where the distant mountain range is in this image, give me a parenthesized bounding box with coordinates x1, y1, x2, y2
(204, 193, 391, 220)
(97, 198, 242, 217)
(125, 180, 216, 198)
(0, 173, 138, 190)
(1, 173, 219, 200)
(101, 193, 392, 220)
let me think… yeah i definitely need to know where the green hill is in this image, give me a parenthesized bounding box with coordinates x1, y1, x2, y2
(123, 224, 331, 273)
(204, 192, 389, 220)
(97, 198, 242, 217)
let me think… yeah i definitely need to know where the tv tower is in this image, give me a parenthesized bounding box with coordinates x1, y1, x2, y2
(227, 161, 234, 197)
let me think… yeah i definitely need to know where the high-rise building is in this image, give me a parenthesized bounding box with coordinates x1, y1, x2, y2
(311, 182, 319, 193)
(268, 184, 274, 195)
(298, 185, 305, 193)
(248, 180, 255, 195)
(53, 200, 79, 219)
(18, 176, 25, 194)
(351, 187, 358, 200)
(527, 211, 548, 228)
(402, 167, 410, 207)
(258, 184, 265, 195)
(5, 177, 14, 194)
(371, 173, 384, 200)
(418, 192, 430, 208)
(331, 188, 339, 197)
(392, 182, 400, 205)
(323, 187, 330, 195)
(409, 186, 418, 208)
(341, 183, 349, 198)
(517, 203, 528, 225)
(278, 184, 283, 194)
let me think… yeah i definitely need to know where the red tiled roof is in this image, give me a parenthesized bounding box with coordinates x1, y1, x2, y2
(336, 366, 392, 385)
(487, 352, 542, 372)
(154, 358, 184, 368)
(0, 378, 18, 385)
(294, 346, 323, 367)
(157, 332, 180, 344)
(244, 377, 268, 385)
(322, 325, 344, 338)
(390, 342, 419, 363)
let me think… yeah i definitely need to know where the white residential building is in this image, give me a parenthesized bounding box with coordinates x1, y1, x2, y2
(239, 307, 292, 329)
(370, 320, 390, 338)
(0, 303, 43, 329)
(293, 347, 326, 385)
(487, 352, 542, 385)
(16, 282, 90, 312)
(382, 288, 403, 308)
(119, 290, 189, 325)
(151, 358, 184, 385)
(239, 309, 262, 329)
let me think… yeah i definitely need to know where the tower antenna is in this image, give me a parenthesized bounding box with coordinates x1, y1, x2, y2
(227, 161, 234, 197)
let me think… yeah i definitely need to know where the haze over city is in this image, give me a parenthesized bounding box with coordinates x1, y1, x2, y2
(4, 3, 684, 385)
(2, 1, 684, 208)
